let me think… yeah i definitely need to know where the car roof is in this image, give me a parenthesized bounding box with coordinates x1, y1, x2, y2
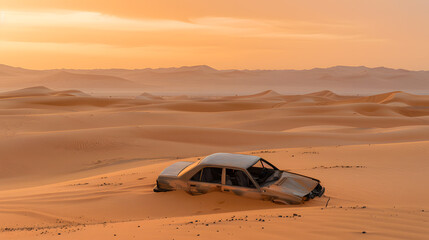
(199, 153, 261, 169)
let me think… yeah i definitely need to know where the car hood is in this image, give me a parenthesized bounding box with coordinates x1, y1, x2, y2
(264, 171, 319, 197)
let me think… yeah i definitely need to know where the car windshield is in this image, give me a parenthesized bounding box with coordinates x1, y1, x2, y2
(247, 159, 279, 185)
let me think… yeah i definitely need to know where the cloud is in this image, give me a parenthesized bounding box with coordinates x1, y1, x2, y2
(192, 17, 271, 30)
(0, 9, 379, 47)
(191, 16, 373, 41)
(251, 32, 360, 40)
(0, 10, 200, 31)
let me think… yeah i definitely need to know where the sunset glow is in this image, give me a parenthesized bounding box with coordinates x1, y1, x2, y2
(0, 0, 428, 70)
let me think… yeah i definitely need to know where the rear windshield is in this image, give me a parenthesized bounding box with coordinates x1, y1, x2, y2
(178, 161, 199, 176)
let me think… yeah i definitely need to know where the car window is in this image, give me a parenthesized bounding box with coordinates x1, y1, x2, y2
(190, 170, 202, 181)
(190, 167, 222, 184)
(225, 169, 255, 188)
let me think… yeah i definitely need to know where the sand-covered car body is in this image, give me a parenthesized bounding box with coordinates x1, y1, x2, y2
(154, 153, 325, 204)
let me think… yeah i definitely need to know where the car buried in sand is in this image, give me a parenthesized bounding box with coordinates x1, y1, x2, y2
(154, 153, 325, 204)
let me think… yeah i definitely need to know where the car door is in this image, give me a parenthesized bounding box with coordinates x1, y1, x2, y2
(187, 167, 223, 195)
(222, 168, 263, 200)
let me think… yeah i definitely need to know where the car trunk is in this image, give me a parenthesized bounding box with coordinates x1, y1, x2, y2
(160, 161, 194, 177)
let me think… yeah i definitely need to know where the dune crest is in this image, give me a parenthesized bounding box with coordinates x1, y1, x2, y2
(327, 91, 429, 107)
(2, 85, 54, 94)
(305, 90, 341, 99)
(0, 86, 92, 99)
(39, 71, 139, 89)
(136, 92, 164, 100)
(223, 90, 282, 100)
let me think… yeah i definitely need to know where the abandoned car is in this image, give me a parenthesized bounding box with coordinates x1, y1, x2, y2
(153, 153, 325, 204)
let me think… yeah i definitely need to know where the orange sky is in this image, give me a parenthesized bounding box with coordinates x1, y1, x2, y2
(0, 0, 428, 70)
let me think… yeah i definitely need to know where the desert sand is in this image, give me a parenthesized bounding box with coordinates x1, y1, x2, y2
(0, 80, 428, 239)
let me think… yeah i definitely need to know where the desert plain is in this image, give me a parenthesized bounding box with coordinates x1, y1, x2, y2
(0, 65, 428, 239)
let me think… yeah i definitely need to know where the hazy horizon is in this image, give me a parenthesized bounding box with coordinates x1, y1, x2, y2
(1, 63, 428, 72)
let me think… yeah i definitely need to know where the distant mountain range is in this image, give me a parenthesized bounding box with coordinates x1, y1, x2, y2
(0, 64, 427, 94)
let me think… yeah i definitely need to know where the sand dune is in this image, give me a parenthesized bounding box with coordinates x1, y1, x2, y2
(0, 86, 54, 97)
(0, 64, 40, 76)
(2, 123, 429, 182)
(1, 64, 429, 94)
(0, 142, 428, 239)
(136, 92, 164, 100)
(38, 71, 140, 89)
(381, 91, 429, 106)
(222, 90, 283, 100)
(0, 87, 428, 239)
(304, 90, 350, 101)
(0, 87, 427, 181)
(0, 86, 90, 99)
(164, 95, 190, 100)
